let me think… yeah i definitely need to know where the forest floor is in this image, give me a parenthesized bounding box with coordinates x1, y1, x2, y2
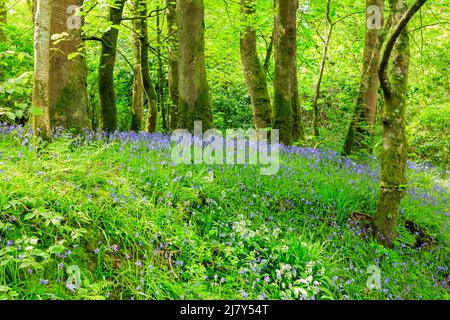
(0, 125, 448, 300)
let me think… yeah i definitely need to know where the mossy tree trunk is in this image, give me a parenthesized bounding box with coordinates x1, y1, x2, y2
(176, 0, 212, 132)
(156, 5, 167, 131)
(291, 55, 305, 141)
(374, 0, 427, 247)
(166, 0, 179, 130)
(0, 1, 6, 43)
(136, 0, 158, 133)
(273, 0, 298, 145)
(239, 0, 273, 130)
(33, 0, 90, 140)
(98, 0, 125, 132)
(343, 0, 384, 155)
(131, 0, 144, 132)
(0, 1, 7, 80)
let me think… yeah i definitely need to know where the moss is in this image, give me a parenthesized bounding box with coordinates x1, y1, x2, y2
(273, 93, 293, 145)
(178, 88, 212, 132)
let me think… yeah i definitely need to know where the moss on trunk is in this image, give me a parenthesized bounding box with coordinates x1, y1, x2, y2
(273, 0, 298, 145)
(98, 0, 126, 132)
(240, 0, 273, 130)
(343, 0, 384, 155)
(176, 0, 212, 131)
(374, 0, 426, 247)
(33, 0, 90, 139)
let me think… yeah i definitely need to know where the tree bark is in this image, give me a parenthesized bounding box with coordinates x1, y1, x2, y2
(263, 30, 274, 73)
(273, 0, 298, 145)
(0, 1, 7, 81)
(166, 0, 179, 130)
(343, 0, 384, 155)
(136, 0, 158, 133)
(156, 5, 167, 131)
(131, 1, 144, 132)
(98, 0, 125, 132)
(33, 0, 90, 139)
(291, 57, 305, 141)
(240, 0, 273, 130)
(176, 0, 212, 132)
(374, 0, 427, 247)
(0, 0, 7, 43)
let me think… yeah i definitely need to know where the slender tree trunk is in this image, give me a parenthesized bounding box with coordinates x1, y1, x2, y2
(273, 0, 297, 145)
(137, 0, 158, 133)
(0, 1, 7, 81)
(166, 0, 179, 130)
(33, 0, 90, 139)
(0, 0, 7, 43)
(33, 0, 52, 139)
(343, 0, 384, 155)
(240, 0, 272, 130)
(312, 0, 333, 137)
(98, 0, 125, 132)
(131, 1, 144, 132)
(176, 0, 212, 131)
(374, 0, 427, 247)
(291, 57, 305, 141)
(156, 5, 167, 131)
(263, 30, 274, 72)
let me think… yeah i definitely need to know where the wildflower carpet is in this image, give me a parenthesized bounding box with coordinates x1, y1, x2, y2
(0, 125, 448, 300)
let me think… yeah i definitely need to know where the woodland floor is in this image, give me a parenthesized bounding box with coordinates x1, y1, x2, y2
(0, 125, 448, 300)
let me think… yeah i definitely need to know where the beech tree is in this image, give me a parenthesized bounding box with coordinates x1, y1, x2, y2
(166, 0, 179, 129)
(374, 0, 427, 247)
(136, 0, 158, 133)
(0, 0, 6, 43)
(240, 0, 272, 130)
(0, 0, 6, 80)
(176, 0, 212, 131)
(343, 0, 385, 155)
(131, 0, 144, 132)
(32, 0, 90, 139)
(273, 0, 298, 145)
(98, 0, 126, 132)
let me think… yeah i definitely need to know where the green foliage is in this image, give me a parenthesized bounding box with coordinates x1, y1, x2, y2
(0, 70, 32, 124)
(211, 83, 253, 131)
(407, 103, 450, 169)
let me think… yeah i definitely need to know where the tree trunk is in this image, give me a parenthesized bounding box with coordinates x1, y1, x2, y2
(312, 0, 333, 137)
(291, 57, 305, 141)
(240, 0, 273, 130)
(263, 30, 274, 72)
(176, 0, 212, 132)
(0, 1, 7, 81)
(98, 0, 125, 132)
(374, 0, 427, 247)
(156, 5, 167, 131)
(273, 0, 297, 145)
(33, 0, 90, 139)
(131, 1, 144, 132)
(343, 0, 384, 155)
(166, 0, 179, 130)
(0, 0, 7, 43)
(136, 0, 158, 133)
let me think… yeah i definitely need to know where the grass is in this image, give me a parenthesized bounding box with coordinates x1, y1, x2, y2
(0, 124, 448, 300)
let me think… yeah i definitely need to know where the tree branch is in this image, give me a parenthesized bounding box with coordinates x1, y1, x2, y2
(379, 0, 427, 97)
